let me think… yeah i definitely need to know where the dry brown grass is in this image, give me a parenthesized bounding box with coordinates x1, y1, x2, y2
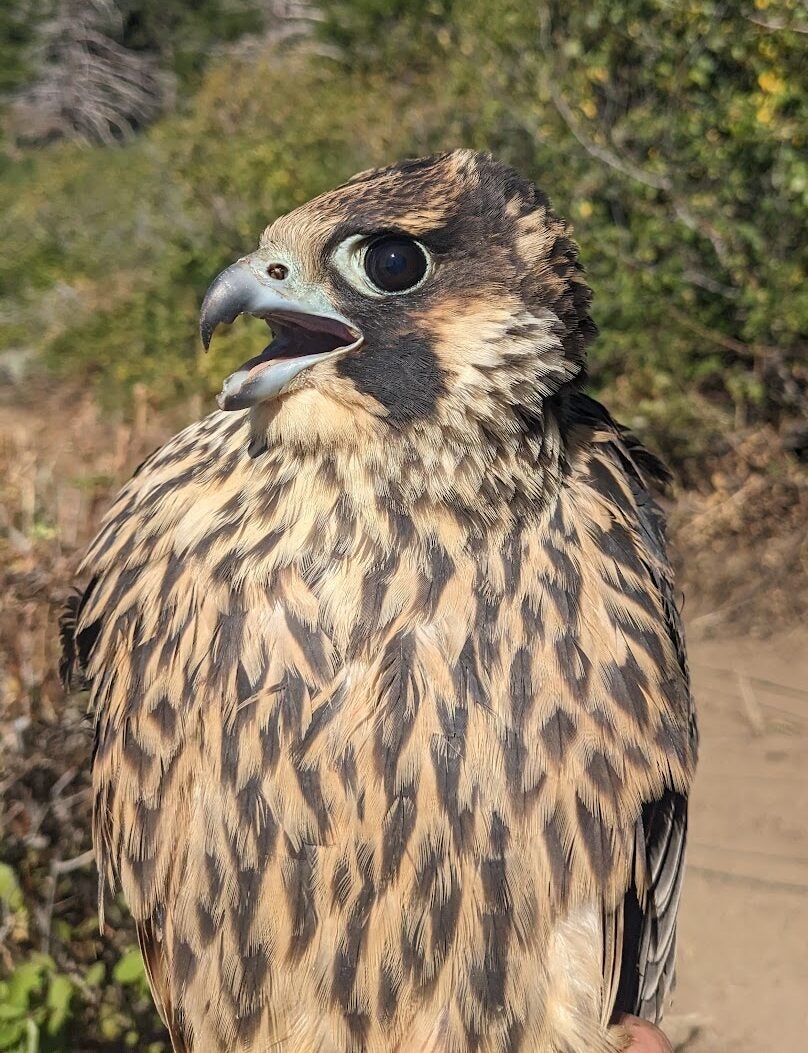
(1, 384, 192, 739)
(0, 383, 195, 1044)
(669, 426, 808, 636)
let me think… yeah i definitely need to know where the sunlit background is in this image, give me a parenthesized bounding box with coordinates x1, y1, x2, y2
(1, 2, 806, 1050)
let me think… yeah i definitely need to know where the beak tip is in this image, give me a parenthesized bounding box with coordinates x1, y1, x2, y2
(198, 262, 247, 354)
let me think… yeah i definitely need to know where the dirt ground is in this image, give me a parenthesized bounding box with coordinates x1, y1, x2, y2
(665, 627, 808, 1053)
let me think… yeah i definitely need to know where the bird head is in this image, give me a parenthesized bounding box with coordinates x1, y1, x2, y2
(200, 150, 595, 446)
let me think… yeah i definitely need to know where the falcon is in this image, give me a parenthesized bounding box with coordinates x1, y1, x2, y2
(62, 150, 697, 1053)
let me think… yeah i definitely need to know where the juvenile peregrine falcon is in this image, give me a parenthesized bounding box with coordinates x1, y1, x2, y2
(62, 151, 696, 1053)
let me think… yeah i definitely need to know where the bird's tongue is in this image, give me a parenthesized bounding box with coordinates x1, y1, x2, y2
(228, 332, 298, 381)
(219, 342, 297, 410)
(217, 326, 350, 411)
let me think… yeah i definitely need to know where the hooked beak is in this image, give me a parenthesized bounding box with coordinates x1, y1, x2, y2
(199, 256, 362, 411)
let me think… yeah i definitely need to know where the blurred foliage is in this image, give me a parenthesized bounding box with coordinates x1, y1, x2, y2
(1, 0, 807, 1048)
(0, 939, 154, 1053)
(0, 1, 39, 96)
(0, 0, 805, 481)
(117, 0, 265, 84)
(1, 391, 181, 1050)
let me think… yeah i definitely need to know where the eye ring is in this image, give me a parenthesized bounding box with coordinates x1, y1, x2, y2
(363, 236, 429, 294)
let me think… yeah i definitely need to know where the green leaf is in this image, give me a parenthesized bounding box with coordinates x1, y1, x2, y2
(0, 1018, 26, 1050)
(44, 975, 72, 1035)
(5, 958, 50, 1010)
(0, 1005, 25, 1022)
(0, 865, 23, 912)
(84, 962, 105, 988)
(112, 949, 145, 986)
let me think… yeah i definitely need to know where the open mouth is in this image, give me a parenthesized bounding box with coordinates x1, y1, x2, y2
(218, 310, 362, 411)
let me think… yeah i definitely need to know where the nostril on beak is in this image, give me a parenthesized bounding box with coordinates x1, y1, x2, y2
(267, 263, 288, 281)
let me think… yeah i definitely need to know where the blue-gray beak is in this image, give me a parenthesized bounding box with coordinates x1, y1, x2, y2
(200, 256, 362, 411)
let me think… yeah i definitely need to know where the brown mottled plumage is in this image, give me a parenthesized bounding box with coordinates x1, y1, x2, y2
(62, 151, 696, 1053)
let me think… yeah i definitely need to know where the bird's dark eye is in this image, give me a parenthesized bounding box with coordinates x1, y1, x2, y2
(364, 237, 428, 293)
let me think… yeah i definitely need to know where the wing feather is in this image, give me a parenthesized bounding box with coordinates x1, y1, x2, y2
(564, 393, 696, 1024)
(138, 916, 190, 1053)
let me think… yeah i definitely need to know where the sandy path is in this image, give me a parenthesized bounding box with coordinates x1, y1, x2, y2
(666, 629, 808, 1052)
